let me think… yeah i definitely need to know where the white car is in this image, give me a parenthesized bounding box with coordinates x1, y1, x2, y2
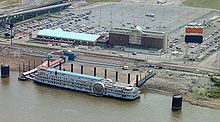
(145, 13, 155, 17)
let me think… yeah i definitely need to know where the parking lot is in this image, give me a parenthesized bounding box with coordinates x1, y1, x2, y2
(9, 1, 211, 37)
(167, 18, 220, 62)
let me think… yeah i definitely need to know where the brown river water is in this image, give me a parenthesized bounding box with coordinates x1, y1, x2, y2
(0, 72, 219, 122)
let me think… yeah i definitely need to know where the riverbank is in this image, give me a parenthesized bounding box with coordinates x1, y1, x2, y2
(144, 88, 220, 109)
(0, 0, 17, 9)
(0, 45, 47, 71)
(143, 71, 220, 109)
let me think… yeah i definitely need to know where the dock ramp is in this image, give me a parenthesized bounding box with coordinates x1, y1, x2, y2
(19, 58, 65, 80)
(134, 71, 156, 88)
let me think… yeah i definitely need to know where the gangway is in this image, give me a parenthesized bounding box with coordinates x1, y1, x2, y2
(134, 71, 156, 88)
(18, 58, 65, 80)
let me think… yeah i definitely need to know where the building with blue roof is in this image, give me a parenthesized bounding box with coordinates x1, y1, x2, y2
(35, 28, 101, 46)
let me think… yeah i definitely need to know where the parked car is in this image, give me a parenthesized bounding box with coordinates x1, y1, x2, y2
(132, 52, 137, 55)
(145, 13, 155, 17)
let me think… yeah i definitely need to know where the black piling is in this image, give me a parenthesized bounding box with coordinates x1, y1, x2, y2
(94, 67, 96, 76)
(116, 71, 118, 81)
(81, 65, 83, 74)
(22, 63, 25, 72)
(71, 64, 73, 72)
(172, 94, 182, 111)
(47, 58, 50, 67)
(136, 75, 139, 87)
(33, 59, 36, 68)
(104, 69, 107, 78)
(1, 64, 10, 78)
(59, 62, 62, 70)
(18, 64, 20, 73)
(128, 73, 130, 84)
(28, 60, 31, 70)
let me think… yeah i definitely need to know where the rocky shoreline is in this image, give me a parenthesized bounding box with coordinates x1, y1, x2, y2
(143, 82, 220, 109)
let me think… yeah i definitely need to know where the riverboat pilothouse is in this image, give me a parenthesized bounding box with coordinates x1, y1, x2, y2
(34, 67, 141, 100)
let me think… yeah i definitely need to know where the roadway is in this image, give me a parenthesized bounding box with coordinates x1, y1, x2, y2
(0, 2, 71, 18)
(0, 0, 44, 14)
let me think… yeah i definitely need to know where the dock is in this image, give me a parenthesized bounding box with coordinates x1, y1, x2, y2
(18, 58, 65, 80)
